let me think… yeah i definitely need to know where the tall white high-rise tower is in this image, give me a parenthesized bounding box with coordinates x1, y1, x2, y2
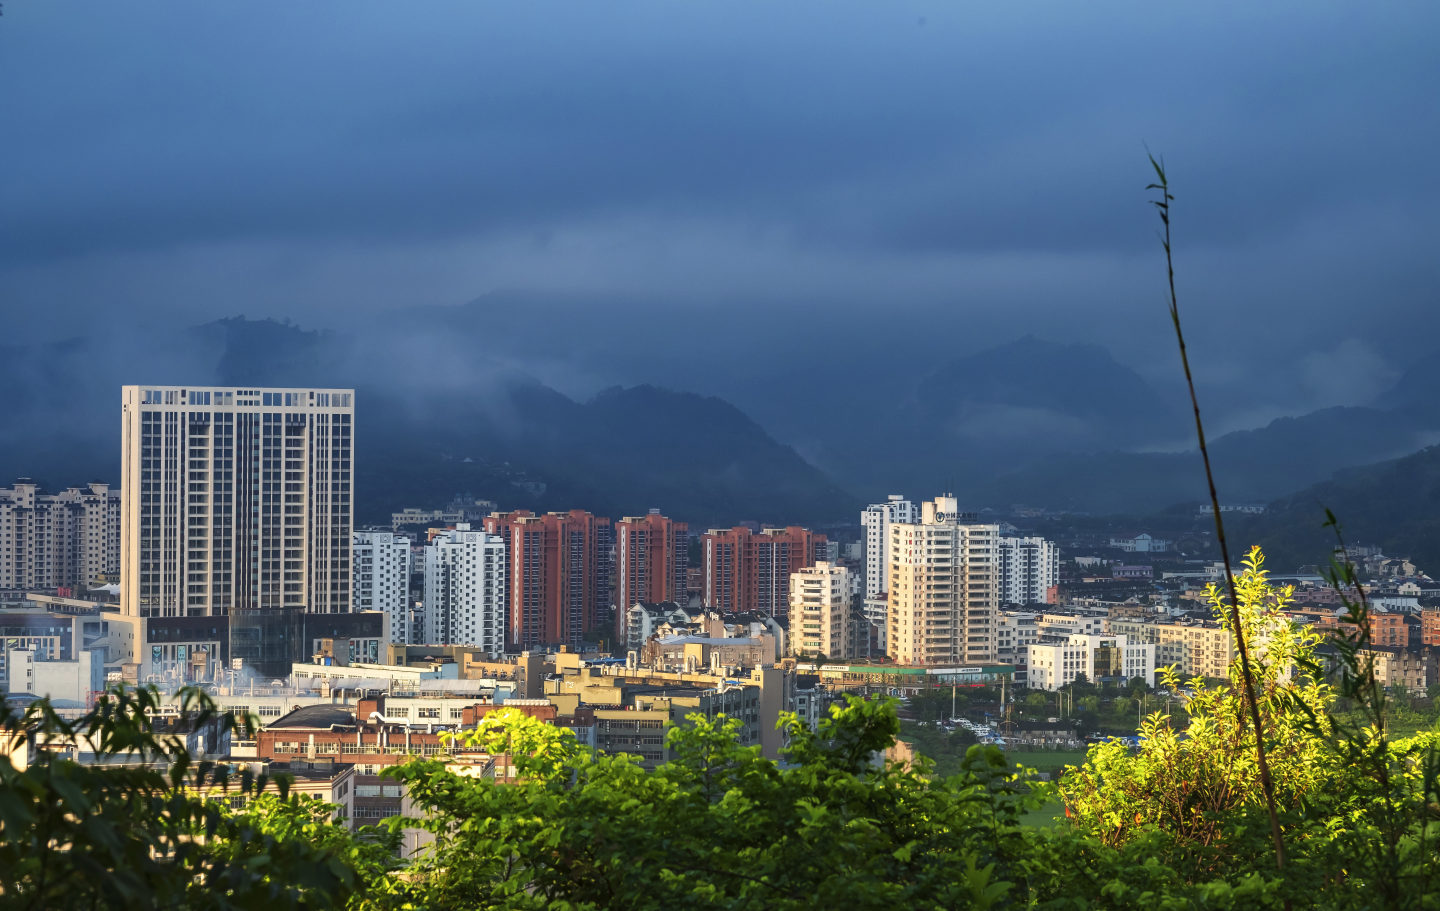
(120, 386, 355, 618)
(423, 524, 507, 653)
(859, 495, 917, 648)
(997, 536, 1059, 606)
(861, 495, 917, 598)
(354, 531, 413, 643)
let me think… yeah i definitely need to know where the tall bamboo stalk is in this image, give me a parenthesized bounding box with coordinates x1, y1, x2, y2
(1147, 155, 1287, 874)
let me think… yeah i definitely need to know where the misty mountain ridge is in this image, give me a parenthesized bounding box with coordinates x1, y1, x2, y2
(972, 405, 1440, 515)
(382, 296, 1436, 516)
(0, 317, 852, 526)
(916, 335, 1172, 436)
(2, 315, 1438, 523)
(801, 333, 1436, 513)
(1375, 349, 1440, 421)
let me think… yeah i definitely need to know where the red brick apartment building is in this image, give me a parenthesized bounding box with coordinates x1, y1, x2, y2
(702, 526, 827, 618)
(614, 511, 688, 639)
(1422, 608, 1440, 647)
(1288, 608, 1416, 649)
(483, 510, 612, 650)
(255, 696, 558, 768)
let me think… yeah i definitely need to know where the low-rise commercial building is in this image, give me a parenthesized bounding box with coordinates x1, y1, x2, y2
(1109, 534, 1171, 553)
(792, 662, 1014, 695)
(5, 647, 104, 705)
(1025, 634, 1155, 691)
(626, 604, 786, 664)
(624, 601, 703, 652)
(0, 604, 145, 693)
(1108, 618, 1236, 680)
(253, 696, 556, 770)
(641, 636, 774, 674)
(996, 612, 1038, 668)
(545, 655, 793, 762)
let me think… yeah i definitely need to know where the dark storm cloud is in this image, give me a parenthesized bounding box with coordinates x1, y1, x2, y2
(1, 0, 1437, 426)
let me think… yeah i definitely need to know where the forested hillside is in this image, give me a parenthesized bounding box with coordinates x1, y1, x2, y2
(1234, 444, 1440, 571)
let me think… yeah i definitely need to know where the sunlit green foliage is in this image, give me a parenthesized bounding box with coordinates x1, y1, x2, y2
(389, 698, 1040, 909)
(1058, 546, 1440, 909)
(1062, 549, 1332, 858)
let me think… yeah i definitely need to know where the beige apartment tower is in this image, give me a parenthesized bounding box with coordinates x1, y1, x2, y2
(886, 496, 998, 666)
(788, 561, 853, 660)
(120, 386, 355, 618)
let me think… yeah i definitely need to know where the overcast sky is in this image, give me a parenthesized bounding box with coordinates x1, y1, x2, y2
(2, 1, 1437, 420)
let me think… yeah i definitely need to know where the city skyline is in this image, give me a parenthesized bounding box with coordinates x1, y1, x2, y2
(2, 4, 1436, 898)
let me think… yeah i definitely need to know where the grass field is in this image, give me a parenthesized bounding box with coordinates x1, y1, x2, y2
(897, 720, 1093, 780)
(1002, 749, 1088, 776)
(1020, 797, 1067, 829)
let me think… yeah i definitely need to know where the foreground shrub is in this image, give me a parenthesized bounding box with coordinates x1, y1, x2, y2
(1059, 546, 1440, 909)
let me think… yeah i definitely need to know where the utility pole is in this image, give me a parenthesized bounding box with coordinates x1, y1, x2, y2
(1001, 672, 1013, 739)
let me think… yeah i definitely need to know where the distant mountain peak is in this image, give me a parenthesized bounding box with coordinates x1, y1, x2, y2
(915, 335, 1168, 430)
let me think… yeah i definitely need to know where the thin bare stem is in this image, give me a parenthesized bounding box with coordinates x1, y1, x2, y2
(1147, 154, 1287, 874)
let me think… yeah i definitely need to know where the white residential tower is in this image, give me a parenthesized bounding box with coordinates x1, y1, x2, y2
(354, 531, 413, 644)
(860, 495, 917, 648)
(423, 524, 507, 654)
(0, 480, 121, 592)
(997, 536, 1060, 606)
(120, 386, 355, 618)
